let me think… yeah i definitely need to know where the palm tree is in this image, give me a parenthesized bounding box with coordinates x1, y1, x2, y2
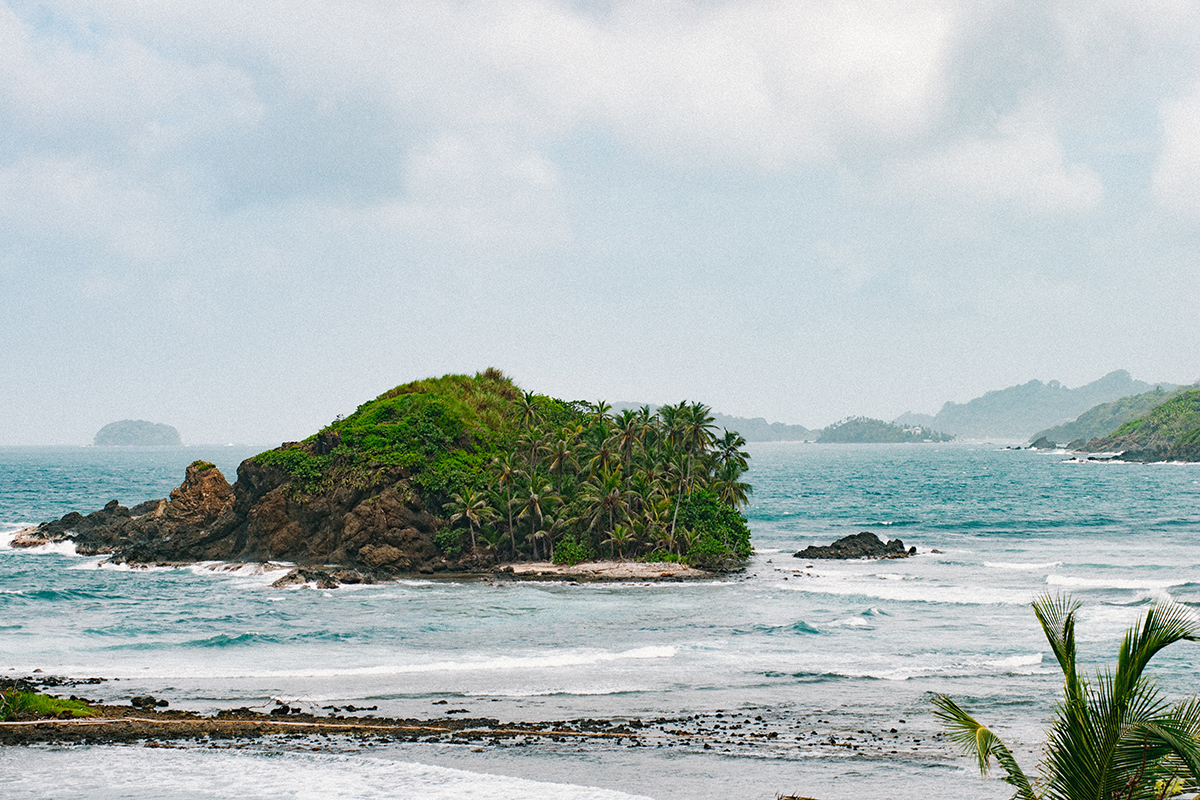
(544, 436, 577, 495)
(603, 524, 635, 560)
(713, 461, 752, 509)
(516, 481, 560, 557)
(612, 410, 643, 474)
(715, 430, 749, 473)
(492, 453, 525, 555)
(518, 390, 540, 430)
(933, 594, 1200, 800)
(443, 488, 496, 554)
(583, 468, 633, 541)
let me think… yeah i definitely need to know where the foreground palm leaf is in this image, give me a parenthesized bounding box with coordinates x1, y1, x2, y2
(932, 593, 1200, 800)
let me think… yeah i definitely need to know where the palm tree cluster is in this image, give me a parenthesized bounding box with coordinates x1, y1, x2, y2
(933, 593, 1200, 800)
(442, 394, 752, 565)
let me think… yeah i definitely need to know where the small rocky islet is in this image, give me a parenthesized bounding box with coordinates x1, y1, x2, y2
(14, 370, 753, 583)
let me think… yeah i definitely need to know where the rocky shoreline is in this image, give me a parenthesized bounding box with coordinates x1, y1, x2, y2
(9, 462, 729, 586)
(0, 676, 945, 764)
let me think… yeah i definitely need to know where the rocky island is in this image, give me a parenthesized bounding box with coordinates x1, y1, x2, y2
(15, 370, 753, 582)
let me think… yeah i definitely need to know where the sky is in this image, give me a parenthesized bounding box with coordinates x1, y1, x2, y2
(2, 0, 1199, 445)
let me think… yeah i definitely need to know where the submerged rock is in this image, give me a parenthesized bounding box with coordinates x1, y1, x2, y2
(793, 531, 914, 560)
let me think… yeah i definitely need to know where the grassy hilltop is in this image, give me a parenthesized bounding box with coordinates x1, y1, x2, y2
(1083, 388, 1200, 461)
(254, 369, 752, 569)
(1031, 385, 1192, 446)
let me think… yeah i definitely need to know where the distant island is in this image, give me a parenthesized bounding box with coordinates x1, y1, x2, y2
(895, 370, 1173, 440)
(93, 420, 182, 447)
(818, 416, 953, 443)
(20, 370, 753, 582)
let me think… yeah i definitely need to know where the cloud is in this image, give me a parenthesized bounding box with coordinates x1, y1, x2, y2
(891, 104, 1104, 213)
(1153, 80, 1200, 217)
(30, 0, 960, 171)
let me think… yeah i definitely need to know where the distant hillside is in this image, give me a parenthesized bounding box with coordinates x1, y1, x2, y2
(612, 403, 811, 442)
(817, 417, 953, 443)
(711, 413, 811, 442)
(94, 420, 182, 447)
(929, 370, 1170, 440)
(1082, 389, 1200, 461)
(893, 411, 936, 428)
(1033, 385, 1196, 446)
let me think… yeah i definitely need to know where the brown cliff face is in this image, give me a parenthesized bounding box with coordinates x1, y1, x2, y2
(21, 458, 446, 576)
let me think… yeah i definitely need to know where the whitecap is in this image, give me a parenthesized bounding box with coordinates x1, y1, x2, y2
(986, 653, 1043, 669)
(11, 538, 81, 557)
(778, 575, 1029, 606)
(114, 645, 679, 681)
(985, 561, 1063, 571)
(1046, 575, 1186, 590)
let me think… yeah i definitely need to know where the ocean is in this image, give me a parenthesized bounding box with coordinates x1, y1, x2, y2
(2, 443, 1198, 799)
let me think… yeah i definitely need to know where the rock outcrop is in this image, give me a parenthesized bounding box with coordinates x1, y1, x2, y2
(794, 531, 914, 560)
(14, 457, 446, 576)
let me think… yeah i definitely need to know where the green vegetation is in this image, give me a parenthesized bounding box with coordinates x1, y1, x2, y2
(93, 419, 182, 447)
(0, 689, 98, 721)
(253, 369, 753, 569)
(817, 416, 953, 443)
(1110, 389, 1200, 443)
(934, 594, 1200, 800)
(1032, 385, 1193, 446)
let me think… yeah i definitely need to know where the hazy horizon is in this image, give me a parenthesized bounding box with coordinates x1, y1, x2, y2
(1, 367, 1190, 447)
(3, 1, 1199, 446)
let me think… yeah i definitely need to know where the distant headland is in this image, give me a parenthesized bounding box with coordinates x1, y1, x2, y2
(93, 420, 182, 447)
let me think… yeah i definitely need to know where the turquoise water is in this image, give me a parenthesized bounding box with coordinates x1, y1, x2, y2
(2, 444, 1199, 800)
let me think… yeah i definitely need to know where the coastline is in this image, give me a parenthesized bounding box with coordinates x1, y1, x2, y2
(4, 532, 721, 584)
(0, 682, 938, 764)
(495, 560, 713, 582)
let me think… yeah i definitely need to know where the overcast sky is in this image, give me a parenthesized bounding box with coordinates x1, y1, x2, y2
(2, 0, 1199, 445)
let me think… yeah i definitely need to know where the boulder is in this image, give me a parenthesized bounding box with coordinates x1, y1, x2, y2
(794, 531, 913, 560)
(1029, 436, 1059, 449)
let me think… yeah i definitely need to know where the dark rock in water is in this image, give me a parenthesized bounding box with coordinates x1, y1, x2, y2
(793, 531, 911, 560)
(1029, 436, 1058, 449)
(11, 499, 131, 549)
(1065, 438, 1087, 450)
(130, 695, 162, 709)
(270, 567, 373, 590)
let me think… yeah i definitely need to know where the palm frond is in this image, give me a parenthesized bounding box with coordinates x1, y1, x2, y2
(931, 694, 1038, 800)
(1115, 601, 1200, 701)
(1033, 593, 1084, 705)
